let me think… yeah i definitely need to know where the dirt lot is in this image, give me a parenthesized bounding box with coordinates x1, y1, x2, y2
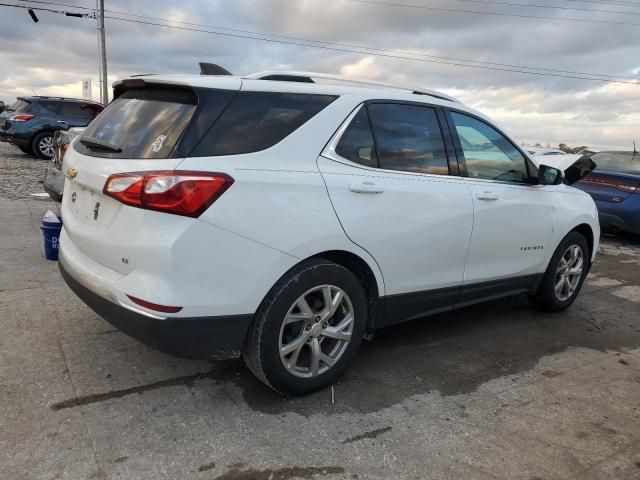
(1, 141, 639, 480)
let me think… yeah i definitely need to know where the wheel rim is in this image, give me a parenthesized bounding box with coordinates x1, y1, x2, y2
(554, 245, 584, 301)
(278, 285, 354, 378)
(39, 136, 54, 158)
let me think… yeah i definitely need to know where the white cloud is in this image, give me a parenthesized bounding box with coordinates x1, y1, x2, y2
(0, 0, 638, 148)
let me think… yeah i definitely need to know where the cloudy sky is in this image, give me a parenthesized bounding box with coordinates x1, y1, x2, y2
(1, 0, 639, 149)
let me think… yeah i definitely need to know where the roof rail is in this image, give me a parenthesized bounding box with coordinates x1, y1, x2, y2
(245, 70, 459, 103)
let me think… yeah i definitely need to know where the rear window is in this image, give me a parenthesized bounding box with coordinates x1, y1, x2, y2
(8, 100, 30, 113)
(75, 88, 197, 159)
(591, 152, 640, 176)
(189, 92, 337, 157)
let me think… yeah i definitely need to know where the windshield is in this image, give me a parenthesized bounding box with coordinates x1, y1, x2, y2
(591, 152, 640, 176)
(76, 88, 197, 159)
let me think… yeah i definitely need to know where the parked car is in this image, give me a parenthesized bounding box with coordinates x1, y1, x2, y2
(0, 96, 103, 159)
(576, 148, 600, 157)
(526, 147, 567, 157)
(58, 71, 598, 395)
(575, 151, 640, 235)
(43, 127, 85, 202)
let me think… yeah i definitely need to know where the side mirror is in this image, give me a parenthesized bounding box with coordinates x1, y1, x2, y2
(538, 164, 563, 185)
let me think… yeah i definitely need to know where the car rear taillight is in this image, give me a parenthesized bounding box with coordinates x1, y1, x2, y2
(11, 114, 34, 122)
(103, 171, 233, 217)
(127, 295, 183, 314)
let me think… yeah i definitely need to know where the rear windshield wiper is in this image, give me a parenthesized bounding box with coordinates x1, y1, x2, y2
(79, 137, 122, 153)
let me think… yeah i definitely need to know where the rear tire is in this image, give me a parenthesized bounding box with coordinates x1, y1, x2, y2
(531, 231, 589, 312)
(32, 131, 54, 160)
(243, 259, 367, 396)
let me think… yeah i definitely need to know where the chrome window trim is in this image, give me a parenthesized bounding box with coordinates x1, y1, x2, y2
(321, 103, 456, 181)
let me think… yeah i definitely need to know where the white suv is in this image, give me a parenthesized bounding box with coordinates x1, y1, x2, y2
(59, 70, 599, 395)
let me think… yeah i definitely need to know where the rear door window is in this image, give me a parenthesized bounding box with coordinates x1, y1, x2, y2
(35, 101, 63, 115)
(58, 102, 95, 121)
(76, 88, 197, 159)
(190, 92, 337, 156)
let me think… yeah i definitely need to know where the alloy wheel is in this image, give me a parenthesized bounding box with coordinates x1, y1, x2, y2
(278, 285, 354, 378)
(39, 136, 54, 158)
(554, 245, 584, 301)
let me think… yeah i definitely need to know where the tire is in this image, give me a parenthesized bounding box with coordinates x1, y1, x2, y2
(531, 231, 589, 312)
(31, 131, 55, 160)
(243, 259, 367, 396)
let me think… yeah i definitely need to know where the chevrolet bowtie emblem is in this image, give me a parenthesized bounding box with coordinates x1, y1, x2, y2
(66, 167, 78, 179)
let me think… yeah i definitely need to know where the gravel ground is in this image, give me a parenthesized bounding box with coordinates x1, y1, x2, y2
(0, 141, 51, 200)
(1, 146, 639, 480)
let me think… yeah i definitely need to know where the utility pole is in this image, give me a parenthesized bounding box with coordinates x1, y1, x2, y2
(96, 0, 108, 104)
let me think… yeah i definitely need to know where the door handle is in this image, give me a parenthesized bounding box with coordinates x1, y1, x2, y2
(349, 182, 384, 194)
(476, 191, 499, 201)
(57, 120, 68, 124)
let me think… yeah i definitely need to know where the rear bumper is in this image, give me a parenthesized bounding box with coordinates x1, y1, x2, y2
(0, 132, 30, 148)
(59, 260, 253, 360)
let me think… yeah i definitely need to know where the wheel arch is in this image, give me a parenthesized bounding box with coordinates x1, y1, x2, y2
(306, 250, 382, 334)
(572, 223, 594, 260)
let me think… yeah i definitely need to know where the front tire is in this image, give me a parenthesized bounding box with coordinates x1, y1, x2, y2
(531, 231, 589, 311)
(243, 259, 367, 396)
(32, 131, 55, 160)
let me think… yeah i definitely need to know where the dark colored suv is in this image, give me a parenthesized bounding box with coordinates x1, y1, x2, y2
(0, 96, 103, 159)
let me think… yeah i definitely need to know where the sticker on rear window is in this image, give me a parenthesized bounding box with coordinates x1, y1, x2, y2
(151, 135, 167, 153)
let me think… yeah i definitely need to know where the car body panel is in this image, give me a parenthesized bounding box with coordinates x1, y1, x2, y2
(573, 152, 640, 235)
(58, 72, 600, 359)
(0, 97, 102, 154)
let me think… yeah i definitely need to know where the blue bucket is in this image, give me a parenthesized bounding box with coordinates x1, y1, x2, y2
(41, 214, 63, 261)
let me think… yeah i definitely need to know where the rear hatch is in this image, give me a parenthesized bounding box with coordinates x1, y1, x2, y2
(0, 98, 30, 130)
(61, 77, 241, 274)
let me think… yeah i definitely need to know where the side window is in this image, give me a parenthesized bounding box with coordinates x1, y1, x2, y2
(34, 101, 61, 115)
(59, 102, 93, 120)
(367, 103, 449, 175)
(335, 107, 377, 168)
(450, 112, 528, 183)
(190, 92, 336, 156)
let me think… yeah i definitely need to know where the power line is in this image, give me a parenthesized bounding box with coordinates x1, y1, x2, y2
(562, 0, 640, 7)
(103, 13, 640, 85)
(3, 1, 639, 85)
(450, 0, 640, 16)
(108, 12, 639, 81)
(345, 0, 640, 25)
(14, 0, 640, 82)
(23, 0, 640, 25)
(0, 0, 87, 16)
